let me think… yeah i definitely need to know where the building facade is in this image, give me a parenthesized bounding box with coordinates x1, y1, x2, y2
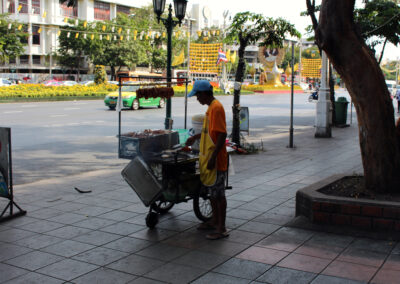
(0, 0, 138, 80)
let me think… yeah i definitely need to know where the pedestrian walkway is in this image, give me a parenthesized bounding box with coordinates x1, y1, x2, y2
(0, 123, 398, 284)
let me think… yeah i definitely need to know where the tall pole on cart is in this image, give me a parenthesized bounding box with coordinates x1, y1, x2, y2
(153, 0, 188, 130)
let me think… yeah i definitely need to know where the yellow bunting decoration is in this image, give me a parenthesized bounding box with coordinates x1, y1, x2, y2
(134, 36, 137, 41)
(118, 27, 122, 34)
(216, 30, 220, 36)
(17, 5, 22, 12)
(37, 27, 42, 33)
(102, 25, 106, 31)
(83, 21, 87, 28)
(67, 32, 70, 38)
(17, 24, 22, 30)
(162, 32, 166, 38)
(83, 33, 87, 39)
(134, 30, 138, 36)
(145, 35, 149, 40)
(120, 35, 124, 41)
(91, 34, 94, 40)
(8, 23, 12, 29)
(75, 32, 79, 38)
(57, 30, 61, 36)
(42, 11, 47, 18)
(64, 17, 68, 23)
(197, 30, 202, 37)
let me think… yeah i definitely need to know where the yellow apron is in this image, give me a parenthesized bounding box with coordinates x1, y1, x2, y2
(199, 114, 217, 186)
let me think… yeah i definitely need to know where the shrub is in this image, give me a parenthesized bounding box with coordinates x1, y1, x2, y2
(94, 65, 107, 84)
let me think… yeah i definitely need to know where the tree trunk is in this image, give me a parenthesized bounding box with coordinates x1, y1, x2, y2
(111, 66, 115, 81)
(231, 36, 248, 145)
(378, 38, 387, 65)
(315, 0, 400, 192)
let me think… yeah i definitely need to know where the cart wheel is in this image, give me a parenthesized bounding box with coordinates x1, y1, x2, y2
(152, 199, 174, 214)
(193, 193, 212, 222)
(146, 212, 158, 229)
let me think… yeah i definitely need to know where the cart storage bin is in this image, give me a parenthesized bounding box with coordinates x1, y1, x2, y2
(119, 131, 179, 160)
(121, 156, 162, 206)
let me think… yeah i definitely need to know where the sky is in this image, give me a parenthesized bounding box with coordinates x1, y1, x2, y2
(145, 0, 400, 61)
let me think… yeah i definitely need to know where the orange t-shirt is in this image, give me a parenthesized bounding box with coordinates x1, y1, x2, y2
(206, 99, 228, 171)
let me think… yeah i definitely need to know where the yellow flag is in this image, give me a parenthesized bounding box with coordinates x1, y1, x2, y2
(102, 25, 106, 31)
(91, 34, 94, 40)
(37, 27, 42, 33)
(226, 50, 230, 62)
(75, 32, 79, 38)
(134, 30, 138, 36)
(230, 51, 237, 63)
(57, 30, 61, 36)
(172, 50, 185, 66)
(120, 35, 124, 41)
(162, 32, 166, 38)
(42, 11, 47, 18)
(64, 17, 68, 23)
(118, 27, 122, 34)
(134, 35, 137, 41)
(17, 5, 22, 12)
(83, 21, 87, 28)
(17, 24, 22, 30)
(197, 30, 202, 37)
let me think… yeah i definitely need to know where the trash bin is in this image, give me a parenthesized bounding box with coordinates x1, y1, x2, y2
(335, 97, 349, 125)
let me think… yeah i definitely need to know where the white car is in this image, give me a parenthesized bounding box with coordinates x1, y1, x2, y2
(61, 81, 78, 86)
(0, 78, 12, 86)
(79, 80, 94, 86)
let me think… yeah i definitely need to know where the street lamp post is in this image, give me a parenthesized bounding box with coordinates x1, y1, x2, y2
(153, 0, 188, 130)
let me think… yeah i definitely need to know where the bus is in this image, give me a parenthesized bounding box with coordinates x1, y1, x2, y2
(173, 70, 219, 87)
(116, 71, 163, 83)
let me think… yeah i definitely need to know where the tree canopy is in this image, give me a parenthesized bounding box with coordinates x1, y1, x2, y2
(0, 15, 27, 64)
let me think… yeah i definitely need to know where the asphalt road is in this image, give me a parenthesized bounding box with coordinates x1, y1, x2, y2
(0, 91, 350, 185)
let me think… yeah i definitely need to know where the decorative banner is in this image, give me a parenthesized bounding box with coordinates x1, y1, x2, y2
(189, 43, 223, 74)
(0, 128, 10, 198)
(301, 58, 322, 78)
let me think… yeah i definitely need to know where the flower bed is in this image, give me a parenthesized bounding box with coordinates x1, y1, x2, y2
(242, 84, 302, 92)
(0, 83, 118, 100)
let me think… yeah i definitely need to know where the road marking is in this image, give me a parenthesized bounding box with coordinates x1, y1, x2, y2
(50, 114, 68, 118)
(21, 105, 38, 108)
(63, 107, 80, 110)
(4, 111, 23, 114)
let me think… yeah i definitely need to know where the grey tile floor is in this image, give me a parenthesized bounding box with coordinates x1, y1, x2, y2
(0, 124, 399, 283)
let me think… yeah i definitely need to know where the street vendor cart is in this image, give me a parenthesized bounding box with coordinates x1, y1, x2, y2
(117, 75, 212, 228)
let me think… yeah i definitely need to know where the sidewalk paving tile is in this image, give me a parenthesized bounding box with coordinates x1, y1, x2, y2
(72, 246, 129, 266)
(294, 242, 344, 260)
(310, 274, 367, 284)
(236, 246, 289, 265)
(127, 277, 166, 283)
(191, 272, 249, 284)
(322, 260, 378, 282)
(129, 228, 178, 242)
(2, 272, 64, 284)
(212, 257, 271, 280)
(225, 229, 266, 245)
(103, 236, 154, 253)
(348, 238, 395, 254)
(44, 225, 92, 239)
(72, 216, 117, 230)
(0, 263, 29, 282)
(107, 254, 165, 275)
(0, 228, 37, 242)
(72, 267, 137, 284)
(172, 250, 230, 270)
(256, 266, 316, 284)
(36, 258, 98, 281)
(48, 212, 88, 225)
(277, 252, 331, 273)
(14, 234, 64, 249)
(237, 221, 280, 235)
(382, 254, 400, 270)
(136, 243, 190, 261)
(144, 262, 206, 284)
(4, 250, 64, 271)
(337, 247, 387, 267)
(99, 222, 145, 236)
(15, 220, 65, 234)
(72, 230, 122, 246)
(199, 240, 250, 257)
(40, 239, 95, 257)
(98, 210, 139, 222)
(0, 243, 32, 261)
(370, 268, 400, 284)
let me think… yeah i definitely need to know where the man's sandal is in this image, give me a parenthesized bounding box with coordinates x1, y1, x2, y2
(206, 232, 229, 240)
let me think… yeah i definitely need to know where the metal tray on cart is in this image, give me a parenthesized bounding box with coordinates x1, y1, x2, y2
(119, 131, 179, 160)
(121, 156, 162, 207)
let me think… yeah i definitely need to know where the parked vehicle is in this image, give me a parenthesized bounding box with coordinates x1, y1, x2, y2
(79, 80, 94, 86)
(42, 80, 62, 86)
(104, 84, 165, 110)
(0, 78, 12, 86)
(61, 81, 78, 86)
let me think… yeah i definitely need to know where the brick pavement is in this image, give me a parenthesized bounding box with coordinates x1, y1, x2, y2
(1, 122, 400, 283)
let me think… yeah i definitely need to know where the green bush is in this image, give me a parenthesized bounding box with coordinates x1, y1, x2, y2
(94, 65, 107, 84)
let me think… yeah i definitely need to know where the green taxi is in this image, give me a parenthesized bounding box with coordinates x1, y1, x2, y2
(104, 85, 165, 110)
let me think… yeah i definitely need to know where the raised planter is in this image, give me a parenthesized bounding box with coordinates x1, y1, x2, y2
(296, 174, 400, 231)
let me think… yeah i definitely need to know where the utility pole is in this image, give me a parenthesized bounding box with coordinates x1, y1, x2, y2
(222, 10, 229, 93)
(315, 51, 332, 138)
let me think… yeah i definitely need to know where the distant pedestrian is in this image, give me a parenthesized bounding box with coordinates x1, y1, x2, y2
(396, 88, 400, 113)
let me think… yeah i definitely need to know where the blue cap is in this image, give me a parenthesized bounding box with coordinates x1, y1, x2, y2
(187, 80, 213, 97)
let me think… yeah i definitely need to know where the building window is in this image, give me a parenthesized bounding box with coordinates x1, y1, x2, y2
(94, 1, 110, 20)
(8, 0, 15, 13)
(32, 55, 41, 65)
(18, 0, 28, 14)
(60, 2, 77, 17)
(9, 57, 16, 64)
(117, 5, 131, 15)
(32, 26, 40, 45)
(32, 0, 40, 14)
(20, 55, 29, 64)
(21, 26, 28, 44)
